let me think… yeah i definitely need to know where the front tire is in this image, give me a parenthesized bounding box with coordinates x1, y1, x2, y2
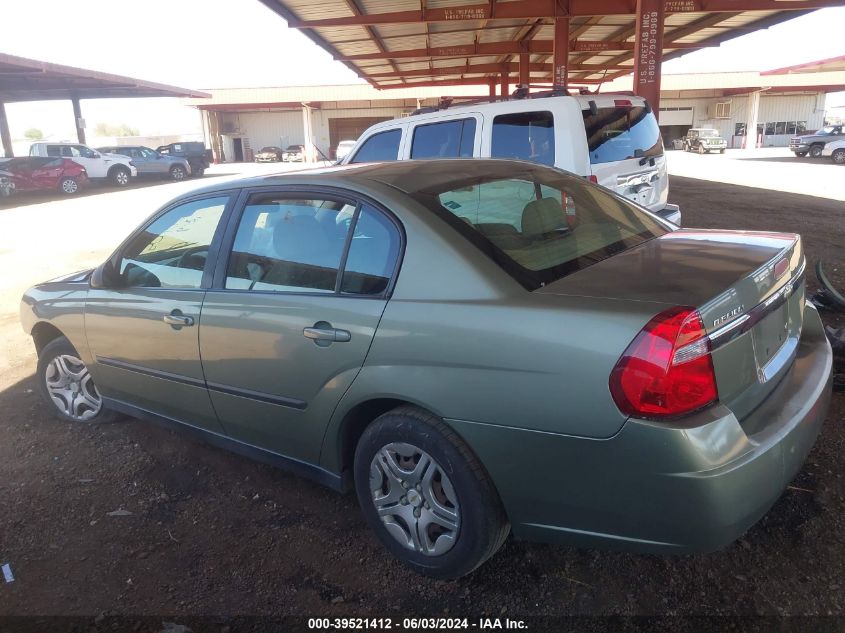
(832, 149, 845, 165)
(698, 144, 705, 155)
(809, 144, 824, 158)
(795, 151, 808, 157)
(37, 337, 117, 424)
(110, 166, 131, 187)
(354, 406, 509, 579)
(59, 177, 79, 195)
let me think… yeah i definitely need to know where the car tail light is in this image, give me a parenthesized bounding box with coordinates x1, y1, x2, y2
(609, 306, 718, 419)
(587, 175, 598, 184)
(614, 99, 633, 107)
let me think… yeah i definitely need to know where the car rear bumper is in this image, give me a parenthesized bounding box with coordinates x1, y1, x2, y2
(448, 302, 832, 553)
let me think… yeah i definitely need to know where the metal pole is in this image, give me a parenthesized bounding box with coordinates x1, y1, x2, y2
(500, 72, 509, 97)
(71, 96, 86, 145)
(553, 17, 569, 90)
(519, 53, 530, 88)
(0, 102, 13, 157)
(633, 0, 665, 119)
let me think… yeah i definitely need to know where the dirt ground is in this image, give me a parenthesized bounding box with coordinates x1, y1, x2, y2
(0, 175, 843, 626)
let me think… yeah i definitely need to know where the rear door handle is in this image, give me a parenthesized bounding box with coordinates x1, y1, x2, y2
(163, 312, 194, 327)
(303, 326, 351, 343)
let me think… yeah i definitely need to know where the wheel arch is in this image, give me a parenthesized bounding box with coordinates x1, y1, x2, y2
(31, 321, 66, 355)
(107, 164, 130, 177)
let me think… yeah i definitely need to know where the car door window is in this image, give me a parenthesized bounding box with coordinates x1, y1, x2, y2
(225, 195, 354, 293)
(350, 129, 402, 163)
(140, 148, 158, 159)
(46, 145, 62, 157)
(340, 204, 401, 295)
(410, 119, 476, 159)
(491, 111, 555, 166)
(118, 196, 229, 289)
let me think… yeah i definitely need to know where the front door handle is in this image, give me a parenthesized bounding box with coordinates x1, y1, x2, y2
(303, 323, 351, 345)
(163, 312, 194, 327)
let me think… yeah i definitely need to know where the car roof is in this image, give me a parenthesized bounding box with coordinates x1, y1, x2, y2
(184, 158, 571, 198)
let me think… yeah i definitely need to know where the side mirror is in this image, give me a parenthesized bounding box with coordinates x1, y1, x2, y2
(90, 259, 121, 289)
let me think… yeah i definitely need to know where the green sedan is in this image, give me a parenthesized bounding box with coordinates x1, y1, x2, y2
(20, 159, 832, 578)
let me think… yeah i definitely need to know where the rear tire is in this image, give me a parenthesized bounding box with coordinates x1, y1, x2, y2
(109, 166, 131, 187)
(37, 336, 117, 424)
(354, 406, 509, 579)
(809, 144, 824, 158)
(193, 167, 205, 178)
(832, 149, 845, 165)
(58, 177, 79, 195)
(169, 165, 186, 181)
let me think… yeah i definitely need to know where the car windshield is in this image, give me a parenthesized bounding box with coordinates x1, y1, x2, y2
(818, 127, 838, 135)
(406, 163, 668, 290)
(582, 105, 663, 164)
(286, 145, 302, 151)
(261, 147, 281, 152)
(698, 130, 719, 138)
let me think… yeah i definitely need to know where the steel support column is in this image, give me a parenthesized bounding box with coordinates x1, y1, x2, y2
(553, 17, 569, 89)
(71, 95, 86, 145)
(500, 72, 509, 97)
(0, 102, 13, 158)
(745, 90, 761, 150)
(632, 0, 665, 118)
(519, 53, 530, 87)
(488, 78, 496, 98)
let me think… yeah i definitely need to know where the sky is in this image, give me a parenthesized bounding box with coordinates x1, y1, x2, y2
(2, 0, 845, 140)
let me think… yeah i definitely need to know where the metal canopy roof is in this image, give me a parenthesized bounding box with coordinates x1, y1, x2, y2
(0, 52, 210, 103)
(257, 0, 841, 90)
(762, 54, 845, 75)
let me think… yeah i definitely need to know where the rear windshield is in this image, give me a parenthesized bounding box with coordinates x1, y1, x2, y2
(583, 105, 663, 165)
(407, 164, 668, 290)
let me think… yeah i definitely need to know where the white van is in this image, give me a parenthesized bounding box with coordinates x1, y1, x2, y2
(339, 93, 680, 225)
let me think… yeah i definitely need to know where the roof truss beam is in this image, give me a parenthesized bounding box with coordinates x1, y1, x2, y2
(285, 0, 842, 28)
(338, 39, 705, 61)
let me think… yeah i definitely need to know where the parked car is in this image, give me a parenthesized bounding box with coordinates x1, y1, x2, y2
(0, 157, 88, 195)
(0, 170, 13, 198)
(21, 159, 831, 578)
(820, 138, 845, 164)
(683, 128, 727, 154)
(29, 142, 136, 186)
(335, 139, 356, 161)
(282, 144, 305, 162)
(156, 142, 210, 177)
(790, 125, 845, 158)
(255, 146, 284, 163)
(338, 93, 681, 226)
(98, 146, 192, 181)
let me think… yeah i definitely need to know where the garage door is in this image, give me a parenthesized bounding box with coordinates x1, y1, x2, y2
(329, 117, 392, 158)
(659, 107, 694, 126)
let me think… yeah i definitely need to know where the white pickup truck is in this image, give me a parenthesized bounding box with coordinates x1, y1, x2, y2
(29, 142, 137, 186)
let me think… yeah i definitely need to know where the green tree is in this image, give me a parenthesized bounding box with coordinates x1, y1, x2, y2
(23, 128, 44, 140)
(94, 122, 140, 137)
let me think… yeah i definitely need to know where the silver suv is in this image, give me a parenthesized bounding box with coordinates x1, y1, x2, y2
(98, 146, 192, 181)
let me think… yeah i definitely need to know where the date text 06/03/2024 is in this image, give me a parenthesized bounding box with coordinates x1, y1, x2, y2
(307, 617, 528, 630)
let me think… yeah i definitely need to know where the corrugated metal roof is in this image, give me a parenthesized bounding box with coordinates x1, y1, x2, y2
(256, 0, 833, 90)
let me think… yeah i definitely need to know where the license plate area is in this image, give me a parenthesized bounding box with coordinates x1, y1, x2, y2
(751, 302, 789, 375)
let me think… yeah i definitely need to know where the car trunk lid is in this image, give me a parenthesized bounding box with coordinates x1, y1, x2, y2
(537, 229, 805, 423)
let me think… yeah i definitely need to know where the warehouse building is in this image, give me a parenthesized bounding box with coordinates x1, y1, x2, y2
(189, 61, 845, 162)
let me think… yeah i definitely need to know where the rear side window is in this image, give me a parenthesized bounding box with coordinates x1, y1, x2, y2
(46, 145, 62, 157)
(341, 204, 400, 295)
(491, 112, 555, 166)
(407, 165, 667, 290)
(410, 119, 476, 159)
(583, 105, 663, 164)
(350, 129, 402, 163)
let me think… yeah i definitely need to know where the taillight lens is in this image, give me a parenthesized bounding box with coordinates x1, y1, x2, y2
(587, 175, 598, 184)
(609, 306, 718, 419)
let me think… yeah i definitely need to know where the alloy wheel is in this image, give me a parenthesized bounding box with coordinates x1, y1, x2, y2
(44, 354, 102, 421)
(115, 170, 129, 186)
(171, 166, 185, 181)
(833, 150, 845, 165)
(369, 442, 460, 556)
(61, 178, 78, 194)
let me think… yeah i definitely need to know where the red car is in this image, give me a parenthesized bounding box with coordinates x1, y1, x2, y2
(0, 157, 89, 196)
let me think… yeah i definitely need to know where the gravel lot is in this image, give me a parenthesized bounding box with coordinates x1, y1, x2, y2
(0, 154, 843, 625)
